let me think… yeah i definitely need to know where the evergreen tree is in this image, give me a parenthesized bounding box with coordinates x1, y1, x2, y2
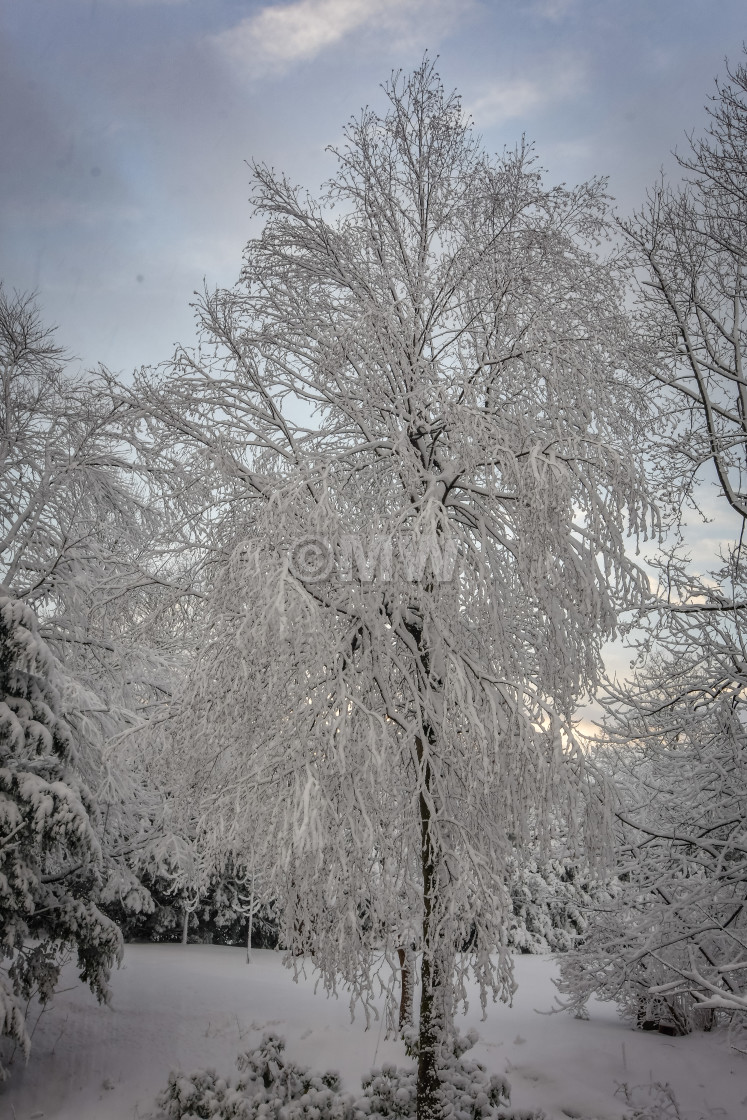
(0, 595, 121, 1076)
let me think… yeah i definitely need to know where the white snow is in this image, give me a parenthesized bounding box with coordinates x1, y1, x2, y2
(2, 945, 745, 1120)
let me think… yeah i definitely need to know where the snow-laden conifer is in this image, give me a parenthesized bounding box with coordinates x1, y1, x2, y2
(0, 595, 122, 1075)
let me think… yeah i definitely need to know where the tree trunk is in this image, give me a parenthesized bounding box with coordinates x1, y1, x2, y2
(398, 946, 413, 1031)
(247, 866, 256, 964)
(418, 943, 447, 1120)
(181, 906, 189, 945)
(416, 733, 447, 1120)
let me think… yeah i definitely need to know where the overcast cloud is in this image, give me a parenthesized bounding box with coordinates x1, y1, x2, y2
(2, 0, 744, 375)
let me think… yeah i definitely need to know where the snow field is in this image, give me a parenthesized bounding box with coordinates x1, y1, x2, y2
(2, 945, 745, 1120)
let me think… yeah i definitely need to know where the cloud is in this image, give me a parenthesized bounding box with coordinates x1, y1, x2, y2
(97, 1, 189, 6)
(467, 58, 585, 128)
(468, 78, 546, 126)
(532, 0, 578, 22)
(213, 0, 467, 75)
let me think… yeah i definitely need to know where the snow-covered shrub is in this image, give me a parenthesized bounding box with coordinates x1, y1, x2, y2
(151, 1030, 543, 1120)
(153, 1033, 349, 1120)
(155, 1067, 250, 1120)
(0, 595, 122, 1077)
(396, 1026, 517, 1120)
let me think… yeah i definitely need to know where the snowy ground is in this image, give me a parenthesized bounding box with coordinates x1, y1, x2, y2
(2, 945, 745, 1120)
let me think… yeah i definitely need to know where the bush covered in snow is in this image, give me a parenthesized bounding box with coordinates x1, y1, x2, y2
(151, 1030, 543, 1120)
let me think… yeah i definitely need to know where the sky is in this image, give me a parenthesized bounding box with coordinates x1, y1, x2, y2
(2, 0, 745, 710)
(3, 0, 746, 378)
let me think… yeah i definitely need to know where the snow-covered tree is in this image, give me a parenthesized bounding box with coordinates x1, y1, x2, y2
(140, 61, 653, 1119)
(557, 52, 747, 1045)
(557, 656, 747, 1040)
(619, 51, 747, 524)
(0, 595, 122, 1076)
(0, 283, 206, 947)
